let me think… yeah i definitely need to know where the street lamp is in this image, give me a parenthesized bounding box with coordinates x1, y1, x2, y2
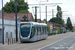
(2, 0, 4, 44)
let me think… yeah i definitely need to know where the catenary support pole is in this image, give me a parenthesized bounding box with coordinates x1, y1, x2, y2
(2, 0, 4, 44)
(46, 6, 47, 24)
(15, 0, 18, 42)
(52, 9, 54, 33)
(35, 7, 37, 22)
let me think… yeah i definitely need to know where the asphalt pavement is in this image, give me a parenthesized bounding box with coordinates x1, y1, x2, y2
(40, 33, 75, 50)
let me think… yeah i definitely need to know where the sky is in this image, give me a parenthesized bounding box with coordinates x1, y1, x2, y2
(0, 0, 75, 25)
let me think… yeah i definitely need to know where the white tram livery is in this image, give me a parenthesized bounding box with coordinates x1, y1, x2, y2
(19, 22, 48, 42)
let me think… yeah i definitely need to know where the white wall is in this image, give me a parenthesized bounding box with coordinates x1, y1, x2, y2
(0, 18, 20, 42)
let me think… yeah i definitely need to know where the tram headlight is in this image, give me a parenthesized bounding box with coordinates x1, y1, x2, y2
(20, 36, 22, 38)
(28, 36, 30, 38)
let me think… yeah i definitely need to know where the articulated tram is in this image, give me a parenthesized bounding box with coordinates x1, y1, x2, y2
(19, 22, 48, 42)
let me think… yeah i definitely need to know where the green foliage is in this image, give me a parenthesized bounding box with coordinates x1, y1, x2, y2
(56, 5, 62, 18)
(47, 24, 50, 32)
(18, 10, 29, 13)
(43, 19, 46, 21)
(3, 0, 29, 13)
(48, 33, 56, 36)
(66, 17, 73, 30)
(72, 29, 74, 32)
(3, 1, 15, 13)
(57, 28, 62, 34)
(57, 29, 60, 33)
(56, 5, 64, 26)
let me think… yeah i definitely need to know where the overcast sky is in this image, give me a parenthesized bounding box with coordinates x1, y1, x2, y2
(0, 0, 75, 25)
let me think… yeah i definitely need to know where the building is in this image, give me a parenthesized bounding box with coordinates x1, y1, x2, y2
(0, 13, 34, 43)
(48, 22, 62, 33)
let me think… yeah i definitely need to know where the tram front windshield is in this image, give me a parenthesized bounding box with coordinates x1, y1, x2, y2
(20, 24, 30, 37)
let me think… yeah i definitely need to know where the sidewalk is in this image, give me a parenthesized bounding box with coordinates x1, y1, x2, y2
(0, 43, 8, 50)
(0, 42, 19, 50)
(69, 43, 75, 50)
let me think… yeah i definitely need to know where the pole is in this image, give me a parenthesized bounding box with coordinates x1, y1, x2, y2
(35, 7, 37, 22)
(27, 0, 28, 21)
(46, 6, 47, 24)
(52, 9, 54, 33)
(39, 2, 41, 22)
(2, 0, 4, 44)
(15, 0, 18, 42)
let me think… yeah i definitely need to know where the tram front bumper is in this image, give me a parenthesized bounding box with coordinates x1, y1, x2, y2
(20, 37, 30, 42)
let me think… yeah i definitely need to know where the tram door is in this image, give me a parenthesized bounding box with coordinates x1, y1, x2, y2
(0, 29, 2, 43)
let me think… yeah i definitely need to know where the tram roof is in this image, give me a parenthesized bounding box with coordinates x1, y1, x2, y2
(20, 21, 47, 26)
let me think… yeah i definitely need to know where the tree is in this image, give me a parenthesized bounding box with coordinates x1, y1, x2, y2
(43, 19, 46, 21)
(56, 5, 62, 18)
(49, 17, 64, 26)
(49, 17, 57, 23)
(66, 17, 73, 30)
(3, 0, 29, 13)
(56, 5, 64, 26)
(49, 5, 64, 26)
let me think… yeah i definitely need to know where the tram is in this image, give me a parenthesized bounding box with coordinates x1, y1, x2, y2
(19, 22, 48, 42)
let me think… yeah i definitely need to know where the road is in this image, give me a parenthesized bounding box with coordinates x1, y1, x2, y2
(0, 32, 75, 50)
(40, 32, 75, 50)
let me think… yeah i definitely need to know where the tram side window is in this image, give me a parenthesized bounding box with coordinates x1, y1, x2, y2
(38, 27, 39, 35)
(44, 27, 45, 34)
(46, 27, 47, 34)
(43, 27, 44, 34)
(41, 27, 44, 35)
(40, 27, 42, 35)
(37, 27, 38, 35)
(33, 27, 35, 35)
(41, 27, 43, 35)
(31, 27, 35, 38)
(45, 27, 46, 34)
(38, 27, 40, 35)
(44, 27, 46, 34)
(40, 27, 41, 35)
